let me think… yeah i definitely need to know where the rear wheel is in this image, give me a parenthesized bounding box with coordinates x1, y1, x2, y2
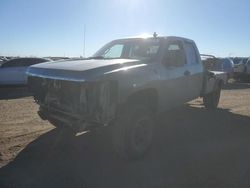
(112, 105, 154, 160)
(203, 83, 221, 109)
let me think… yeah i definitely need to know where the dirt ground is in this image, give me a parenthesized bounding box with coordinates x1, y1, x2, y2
(0, 83, 250, 188)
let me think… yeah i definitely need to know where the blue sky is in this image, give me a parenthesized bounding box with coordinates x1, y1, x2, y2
(0, 0, 249, 57)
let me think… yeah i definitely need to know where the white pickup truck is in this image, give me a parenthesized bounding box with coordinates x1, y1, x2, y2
(27, 35, 227, 159)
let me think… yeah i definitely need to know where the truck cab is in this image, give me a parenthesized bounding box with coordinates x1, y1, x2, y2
(27, 35, 226, 159)
(157, 37, 204, 110)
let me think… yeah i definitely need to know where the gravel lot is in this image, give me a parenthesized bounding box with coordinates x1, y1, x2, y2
(0, 83, 250, 188)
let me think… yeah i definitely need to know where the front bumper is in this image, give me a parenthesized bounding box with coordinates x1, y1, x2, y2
(28, 76, 118, 130)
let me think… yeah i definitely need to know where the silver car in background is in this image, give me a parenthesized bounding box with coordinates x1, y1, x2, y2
(0, 57, 50, 85)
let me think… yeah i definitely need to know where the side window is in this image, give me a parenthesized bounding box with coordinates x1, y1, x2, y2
(2, 58, 48, 68)
(185, 42, 199, 65)
(103, 44, 124, 58)
(21, 59, 47, 66)
(22, 59, 35, 66)
(129, 44, 159, 60)
(163, 41, 186, 67)
(16, 59, 29, 67)
(2, 59, 23, 68)
(1, 61, 12, 68)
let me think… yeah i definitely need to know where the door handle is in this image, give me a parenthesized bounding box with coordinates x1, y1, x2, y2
(184, 70, 191, 76)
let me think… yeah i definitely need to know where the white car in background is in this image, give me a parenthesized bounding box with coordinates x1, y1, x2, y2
(0, 57, 50, 85)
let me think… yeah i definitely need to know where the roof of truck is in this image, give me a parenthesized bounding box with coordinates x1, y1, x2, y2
(116, 35, 194, 43)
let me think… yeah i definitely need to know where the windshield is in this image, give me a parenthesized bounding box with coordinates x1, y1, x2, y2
(93, 38, 161, 60)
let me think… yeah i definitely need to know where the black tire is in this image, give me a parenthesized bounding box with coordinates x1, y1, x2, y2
(203, 83, 221, 109)
(112, 105, 154, 160)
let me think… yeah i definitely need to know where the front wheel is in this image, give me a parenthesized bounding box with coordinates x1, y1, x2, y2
(203, 83, 221, 109)
(112, 105, 154, 160)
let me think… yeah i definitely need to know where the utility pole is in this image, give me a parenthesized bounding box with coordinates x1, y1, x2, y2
(83, 24, 86, 58)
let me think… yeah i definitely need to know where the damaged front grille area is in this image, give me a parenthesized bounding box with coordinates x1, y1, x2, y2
(28, 76, 118, 129)
(44, 79, 87, 114)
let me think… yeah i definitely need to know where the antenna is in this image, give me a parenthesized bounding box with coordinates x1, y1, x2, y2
(83, 24, 86, 57)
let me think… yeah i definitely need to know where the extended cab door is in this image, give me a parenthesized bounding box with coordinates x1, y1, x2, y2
(160, 39, 190, 109)
(183, 41, 203, 99)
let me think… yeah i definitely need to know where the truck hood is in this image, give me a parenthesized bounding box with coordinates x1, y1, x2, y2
(27, 59, 146, 81)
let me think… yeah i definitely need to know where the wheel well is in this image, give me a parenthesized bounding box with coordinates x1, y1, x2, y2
(126, 89, 158, 114)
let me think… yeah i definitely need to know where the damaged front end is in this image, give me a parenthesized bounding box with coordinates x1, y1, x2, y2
(28, 76, 118, 131)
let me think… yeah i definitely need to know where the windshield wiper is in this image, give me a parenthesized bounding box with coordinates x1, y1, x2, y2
(87, 56, 105, 60)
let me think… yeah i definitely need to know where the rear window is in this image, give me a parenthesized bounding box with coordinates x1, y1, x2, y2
(222, 59, 231, 68)
(242, 58, 248, 64)
(233, 58, 241, 64)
